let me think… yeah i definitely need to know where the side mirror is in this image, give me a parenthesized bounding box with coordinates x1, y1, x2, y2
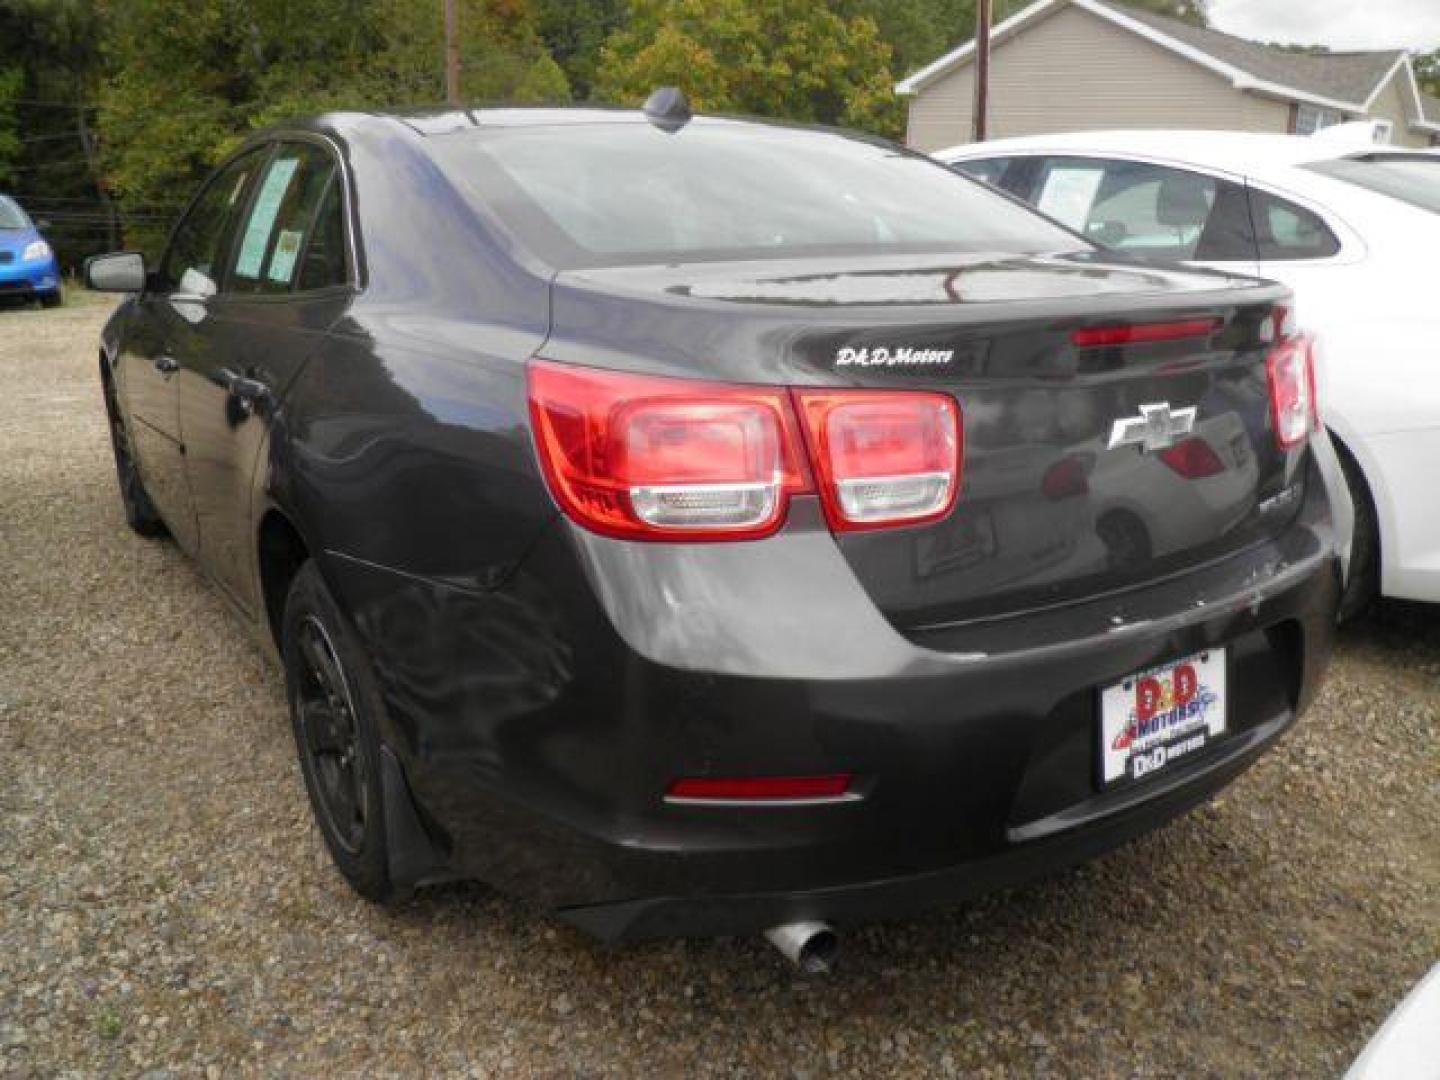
(85, 252, 147, 293)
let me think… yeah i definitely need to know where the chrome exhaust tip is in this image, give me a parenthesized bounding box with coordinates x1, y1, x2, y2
(764, 921, 839, 974)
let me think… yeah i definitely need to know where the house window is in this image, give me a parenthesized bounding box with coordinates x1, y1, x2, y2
(1372, 121, 1393, 144)
(1294, 104, 1342, 136)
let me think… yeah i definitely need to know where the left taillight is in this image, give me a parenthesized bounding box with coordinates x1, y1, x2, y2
(528, 360, 964, 541)
(1265, 333, 1318, 451)
(527, 359, 811, 541)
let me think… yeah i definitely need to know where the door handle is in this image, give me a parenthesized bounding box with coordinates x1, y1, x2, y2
(154, 353, 179, 375)
(218, 368, 273, 410)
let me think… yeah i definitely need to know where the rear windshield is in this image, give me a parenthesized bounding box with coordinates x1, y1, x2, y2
(1303, 155, 1440, 216)
(428, 120, 1087, 268)
(0, 195, 31, 230)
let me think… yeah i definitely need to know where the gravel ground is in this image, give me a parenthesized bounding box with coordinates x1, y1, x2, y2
(1, 294, 1437, 1078)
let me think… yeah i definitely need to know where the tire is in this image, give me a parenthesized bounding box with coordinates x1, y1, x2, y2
(101, 374, 167, 537)
(40, 289, 63, 309)
(1334, 440, 1379, 623)
(282, 561, 396, 903)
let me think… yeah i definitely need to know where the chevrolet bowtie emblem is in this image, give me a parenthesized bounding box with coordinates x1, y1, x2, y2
(1107, 402, 1197, 452)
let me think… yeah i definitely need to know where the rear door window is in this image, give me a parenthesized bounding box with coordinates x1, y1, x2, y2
(952, 157, 1014, 189)
(1247, 188, 1341, 261)
(230, 144, 340, 295)
(1022, 157, 1256, 262)
(295, 182, 348, 291)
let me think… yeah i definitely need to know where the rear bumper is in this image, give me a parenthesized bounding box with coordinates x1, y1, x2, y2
(325, 463, 1341, 941)
(563, 707, 1289, 941)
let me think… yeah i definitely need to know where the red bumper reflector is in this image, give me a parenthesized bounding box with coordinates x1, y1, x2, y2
(666, 774, 853, 801)
(1071, 319, 1220, 347)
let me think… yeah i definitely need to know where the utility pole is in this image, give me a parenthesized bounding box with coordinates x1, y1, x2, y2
(972, 0, 993, 142)
(444, 0, 461, 106)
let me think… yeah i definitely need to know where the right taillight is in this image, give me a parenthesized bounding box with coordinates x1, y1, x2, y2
(1266, 333, 1318, 451)
(792, 390, 962, 531)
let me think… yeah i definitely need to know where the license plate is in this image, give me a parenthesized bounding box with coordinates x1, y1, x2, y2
(1100, 649, 1227, 787)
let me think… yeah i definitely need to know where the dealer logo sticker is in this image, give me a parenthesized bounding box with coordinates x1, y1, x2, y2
(836, 346, 954, 368)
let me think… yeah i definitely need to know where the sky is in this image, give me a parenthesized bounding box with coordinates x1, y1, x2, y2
(1207, 0, 1440, 52)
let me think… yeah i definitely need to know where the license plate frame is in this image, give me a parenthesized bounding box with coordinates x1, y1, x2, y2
(1099, 649, 1228, 789)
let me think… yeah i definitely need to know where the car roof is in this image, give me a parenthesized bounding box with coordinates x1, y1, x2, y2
(271, 106, 852, 145)
(931, 129, 1425, 171)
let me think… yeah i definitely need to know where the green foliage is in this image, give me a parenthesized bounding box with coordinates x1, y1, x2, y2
(93, 0, 571, 257)
(0, 0, 113, 267)
(0, 66, 21, 186)
(1115, 0, 1209, 26)
(596, 0, 900, 135)
(841, 0, 1028, 80)
(9, 0, 1039, 263)
(534, 0, 625, 99)
(1416, 49, 1440, 98)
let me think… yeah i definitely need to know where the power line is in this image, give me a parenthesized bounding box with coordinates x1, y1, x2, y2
(5, 158, 96, 174)
(13, 131, 84, 146)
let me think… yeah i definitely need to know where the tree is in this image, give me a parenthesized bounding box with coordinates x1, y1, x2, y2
(1416, 48, 1440, 98)
(1117, 0, 1209, 26)
(0, 66, 20, 186)
(0, 0, 117, 267)
(843, 0, 1028, 82)
(596, 0, 899, 135)
(534, 0, 625, 100)
(94, 0, 571, 257)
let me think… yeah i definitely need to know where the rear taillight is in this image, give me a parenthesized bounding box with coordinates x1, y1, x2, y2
(1158, 436, 1226, 479)
(528, 361, 963, 540)
(527, 360, 810, 541)
(1265, 333, 1318, 451)
(792, 390, 961, 532)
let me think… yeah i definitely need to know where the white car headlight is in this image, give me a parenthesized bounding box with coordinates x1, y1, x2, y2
(22, 240, 52, 262)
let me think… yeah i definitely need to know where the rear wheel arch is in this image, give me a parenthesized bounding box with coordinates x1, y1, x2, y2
(257, 508, 313, 651)
(1326, 428, 1381, 618)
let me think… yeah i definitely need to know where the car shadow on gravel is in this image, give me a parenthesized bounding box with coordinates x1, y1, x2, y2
(1340, 597, 1440, 655)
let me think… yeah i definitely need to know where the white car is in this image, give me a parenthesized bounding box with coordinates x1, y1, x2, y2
(935, 129, 1440, 618)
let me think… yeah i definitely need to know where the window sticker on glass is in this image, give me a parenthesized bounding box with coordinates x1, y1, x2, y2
(235, 158, 299, 280)
(1036, 167, 1105, 232)
(267, 228, 304, 284)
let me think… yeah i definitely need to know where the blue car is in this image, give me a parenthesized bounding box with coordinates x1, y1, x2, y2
(0, 194, 62, 306)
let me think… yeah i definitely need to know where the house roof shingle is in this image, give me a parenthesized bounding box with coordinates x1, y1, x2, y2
(1096, 1, 1405, 108)
(897, 0, 1422, 115)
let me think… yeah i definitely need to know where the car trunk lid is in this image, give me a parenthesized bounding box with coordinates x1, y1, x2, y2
(546, 252, 1302, 631)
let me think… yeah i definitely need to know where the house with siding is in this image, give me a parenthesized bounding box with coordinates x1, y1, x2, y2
(897, 0, 1440, 151)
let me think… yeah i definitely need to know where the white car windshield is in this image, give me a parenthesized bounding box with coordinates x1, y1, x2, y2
(1304, 155, 1440, 216)
(0, 195, 32, 231)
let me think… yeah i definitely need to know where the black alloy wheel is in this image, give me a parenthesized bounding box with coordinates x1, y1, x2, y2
(282, 561, 394, 901)
(294, 614, 369, 854)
